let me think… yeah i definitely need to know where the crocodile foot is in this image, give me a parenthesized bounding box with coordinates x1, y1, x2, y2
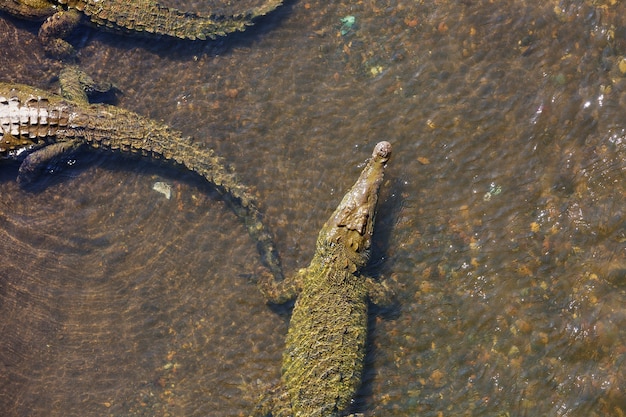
(38, 9, 82, 57)
(17, 140, 83, 185)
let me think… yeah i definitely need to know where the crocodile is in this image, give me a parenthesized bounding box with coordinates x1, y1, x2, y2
(253, 141, 394, 417)
(0, 66, 284, 283)
(0, 0, 283, 56)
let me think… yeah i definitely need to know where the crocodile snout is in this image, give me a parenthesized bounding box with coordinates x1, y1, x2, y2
(373, 141, 392, 162)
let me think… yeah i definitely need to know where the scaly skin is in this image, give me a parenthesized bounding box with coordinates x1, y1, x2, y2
(0, 0, 283, 55)
(254, 142, 394, 417)
(0, 69, 284, 284)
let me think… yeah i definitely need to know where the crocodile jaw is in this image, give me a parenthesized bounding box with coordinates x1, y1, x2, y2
(317, 141, 392, 271)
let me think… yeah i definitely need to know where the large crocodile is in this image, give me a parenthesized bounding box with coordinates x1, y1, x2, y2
(253, 141, 394, 417)
(0, 66, 284, 283)
(0, 0, 283, 56)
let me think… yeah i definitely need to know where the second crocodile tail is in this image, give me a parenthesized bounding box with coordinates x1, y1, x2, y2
(176, 144, 285, 282)
(75, 0, 284, 40)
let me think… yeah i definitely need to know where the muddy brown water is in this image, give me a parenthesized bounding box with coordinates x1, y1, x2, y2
(1, 0, 625, 416)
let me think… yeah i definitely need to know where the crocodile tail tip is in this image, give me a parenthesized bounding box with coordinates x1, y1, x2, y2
(373, 141, 392, 161)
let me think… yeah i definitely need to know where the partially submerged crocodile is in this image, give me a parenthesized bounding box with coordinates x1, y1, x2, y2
(0, 0, 283, 55)
(253, 141, 394, 417)
(0, 66, 284, 283)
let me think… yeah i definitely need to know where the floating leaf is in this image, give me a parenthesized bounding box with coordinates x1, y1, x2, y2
(153, 181, 172, 200)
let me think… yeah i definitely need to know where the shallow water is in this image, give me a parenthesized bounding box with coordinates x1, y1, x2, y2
(0, 0, 625, 416)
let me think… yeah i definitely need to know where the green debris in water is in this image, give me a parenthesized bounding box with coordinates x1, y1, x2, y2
(553, 73, 566, 86)
(340, 15, 356, 36)
(483, 182, 502, 201)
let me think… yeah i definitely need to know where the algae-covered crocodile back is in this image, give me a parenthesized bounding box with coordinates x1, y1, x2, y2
(282, 261, 369, 416)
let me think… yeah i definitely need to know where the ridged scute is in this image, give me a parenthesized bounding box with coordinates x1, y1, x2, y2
(0, 93, 68, 153)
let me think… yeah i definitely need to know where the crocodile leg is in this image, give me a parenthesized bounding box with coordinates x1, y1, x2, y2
(17, 140, 83, 185)
(256, 266, 304, 304)
(250, 383, 291, 417)
(58, 65, 115, 105)
(38, 8, 82, 57)
(365, 276, 395, 306)
(15, 67, 115, 184)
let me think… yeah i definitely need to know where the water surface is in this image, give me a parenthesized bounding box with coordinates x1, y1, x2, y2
(0, 0, 625, 416)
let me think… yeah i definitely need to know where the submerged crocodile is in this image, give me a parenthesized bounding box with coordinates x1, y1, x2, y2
(253, 141, 394, 417)
(0, 0, 283, 55)
(0, 66, 284, 283)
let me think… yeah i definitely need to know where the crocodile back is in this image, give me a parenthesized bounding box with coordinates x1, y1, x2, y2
(282, 262, 369, 417)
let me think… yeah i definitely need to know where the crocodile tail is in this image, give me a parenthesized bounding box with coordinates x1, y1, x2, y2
(183, 148, 285, 282)
(74, 0, 284, 40)
(74, 103, 284, 282)
(227, 193, 285, 282)
(0, 0, 57, 19)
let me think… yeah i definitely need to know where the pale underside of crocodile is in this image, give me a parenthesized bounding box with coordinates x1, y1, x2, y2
(0, 0, 284, 55)
(0, 67, 284, 284)
(252, 142, 395, 417)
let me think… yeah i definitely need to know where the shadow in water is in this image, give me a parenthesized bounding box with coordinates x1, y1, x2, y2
(5, 148, 224, 201)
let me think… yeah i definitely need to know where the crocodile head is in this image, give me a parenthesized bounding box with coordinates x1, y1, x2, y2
(317, 141, 392, 273)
